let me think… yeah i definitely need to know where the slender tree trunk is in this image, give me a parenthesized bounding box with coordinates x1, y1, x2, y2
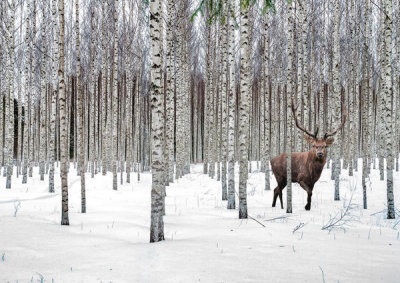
(238, 5, 250, 219)
(286, 0, 295, 213)
(149, 0, 165, 243)
(383, 0, 395, 219)
(39, 2, 47, 181)
(49, 0, 59, 193)
(264, 11, 271, 191)
(75, 0, 86, 212)
(332, 0, 342, 201)
(227, 0, 236, 210)
(112, 0, 119, 190)
(59, 0, 69, 226)
(22, 0, 31, 184)
(221, 16, 228, 200)
(6, 0, 15, 189)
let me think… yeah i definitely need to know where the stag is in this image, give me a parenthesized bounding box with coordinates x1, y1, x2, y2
(271, 99, 346, 210)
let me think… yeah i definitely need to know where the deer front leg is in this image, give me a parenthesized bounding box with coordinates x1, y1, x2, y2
(272, 187, 279, 207)
(299, 181, 312, 211)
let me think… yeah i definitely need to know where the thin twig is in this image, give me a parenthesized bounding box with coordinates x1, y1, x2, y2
(233, 190, 265, 227)
(264, 216, 289, 222)
(319, 266, 326, 283)
(322, 194, 359, 231)
(370, 209, 385, 216)
(248, 215, 266, 227)
(293, 222, 306, 233)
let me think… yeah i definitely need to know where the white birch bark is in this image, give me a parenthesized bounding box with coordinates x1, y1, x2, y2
(89, 4, 95, 179)
(112, 0, 119, 190)
(39, 2, 47, 181)
(75, 0, 86, 212)
(5, 0, 15, 189)
(332, 0, 342, 201)
(49, 0, 59, 193)
(239, 4, 250, 219)
(101, 2, 108, 176)
(149, 0, 165, 243)
(382, 0, 395, 219)
(22, 0, 31, 184)
(166, 0, 175, 183)
(59, 0, 69, 225)
(220, 17, 228, 200)
(361, 0, 369, 209)
(264, 11, 271, 191)
(227, 0, 236, 209)
(286, 0, 294, 213)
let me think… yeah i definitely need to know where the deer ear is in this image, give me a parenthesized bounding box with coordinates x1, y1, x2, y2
(304, 135, 314, 144)
(325, 138, 334, 147)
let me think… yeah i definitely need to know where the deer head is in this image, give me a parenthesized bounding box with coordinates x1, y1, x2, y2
(303, 135, 334, 160)
(291, 97, 346, 160)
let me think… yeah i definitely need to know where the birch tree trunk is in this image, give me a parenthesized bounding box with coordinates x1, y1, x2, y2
(5, 0, 15, 189)
(59, 0, 69, 226)
(22, 0, 31, 184)
(149, 0, 165, 243)
(39, 2, 47, 181)
(264, 10, 271, 191)
(227, 0, 236, 210)
(238, 4, 250, 219)
(112, 0, 119, 191)
(220, 15, 228, 200)
(76, 0, 86, 212)
(332, 0, 342, 201)
(89, 4, 96, 179)
(361, 0, 370, 209)
(101, 2, 108, 176)
(166, 0, 175, 183)
(49, 0, 59, 193)
(286, 0, 295, 213)
(382, 0, 395, 219)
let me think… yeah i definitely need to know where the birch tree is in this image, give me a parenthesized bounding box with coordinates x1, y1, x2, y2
(59, 0, 69, 226)
(227, 0, 236, 210)
(238, 3, 250, 219)
(49, 0, 59, 193)
(332, 0, 342, 201)
(286, 0, 294, 213)
(382, 0, 395, 219)
(149, 0, 165, 242)
(112, 0, 119, 191)
(5, 0, 15, 189)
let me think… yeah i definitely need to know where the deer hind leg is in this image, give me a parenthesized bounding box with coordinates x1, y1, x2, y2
(272, 186, 280, 207)
(272, 183, 285, 209)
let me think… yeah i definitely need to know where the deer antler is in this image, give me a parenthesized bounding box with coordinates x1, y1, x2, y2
(291, 97, 319, 139)
(324, 107, 347, 139)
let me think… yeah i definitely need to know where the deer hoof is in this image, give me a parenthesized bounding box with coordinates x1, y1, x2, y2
(305, 204, 311, 210)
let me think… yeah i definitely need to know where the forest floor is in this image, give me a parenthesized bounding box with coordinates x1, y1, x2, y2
(1, 161, 400, 283)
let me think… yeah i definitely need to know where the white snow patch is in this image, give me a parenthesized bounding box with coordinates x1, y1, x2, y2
(0, 161, 399, 282)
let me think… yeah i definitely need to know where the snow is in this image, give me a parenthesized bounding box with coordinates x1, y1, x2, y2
(1, 161, 399, 282)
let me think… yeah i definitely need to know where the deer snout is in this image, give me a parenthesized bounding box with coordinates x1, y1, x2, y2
(317, 152, 324, 158)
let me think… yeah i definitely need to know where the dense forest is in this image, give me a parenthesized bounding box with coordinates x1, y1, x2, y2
(1, 0, 399, 245)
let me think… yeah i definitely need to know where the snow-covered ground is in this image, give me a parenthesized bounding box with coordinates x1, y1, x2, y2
(1, 161, 399, 283)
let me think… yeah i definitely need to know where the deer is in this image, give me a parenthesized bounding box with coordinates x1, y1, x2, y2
(270, 98, 346, 211)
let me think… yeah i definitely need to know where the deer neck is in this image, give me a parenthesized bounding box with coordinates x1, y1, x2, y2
(306, 151, 326, 171)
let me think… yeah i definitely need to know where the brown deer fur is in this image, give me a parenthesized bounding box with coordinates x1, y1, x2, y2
(271, 137, 334, 210)
(271, 98, 346, 211)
